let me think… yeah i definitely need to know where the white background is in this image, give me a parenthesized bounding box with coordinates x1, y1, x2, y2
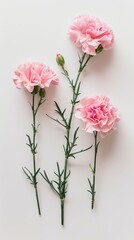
(0, 0, 134, 239)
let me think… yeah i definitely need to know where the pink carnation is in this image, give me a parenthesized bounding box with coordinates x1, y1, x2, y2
(75, 96, 120, 137)
(69, 15, 114, 55)
(13, 62, 59, 92)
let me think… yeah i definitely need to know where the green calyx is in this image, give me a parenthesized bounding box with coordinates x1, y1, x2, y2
(96, 44, 103, 54)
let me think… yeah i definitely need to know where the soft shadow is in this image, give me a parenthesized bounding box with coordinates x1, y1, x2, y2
(99, 129, 120, 163)
(83, 48, 114, 78)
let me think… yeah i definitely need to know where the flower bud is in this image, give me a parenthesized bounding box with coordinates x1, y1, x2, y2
(39, 88, 46, 98)
(56, 54, 65, 67)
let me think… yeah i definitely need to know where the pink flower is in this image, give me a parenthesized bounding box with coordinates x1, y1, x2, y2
(69, 15, 114, 55)
(75, 96, 120, 137)
(13, 62, 59, 92)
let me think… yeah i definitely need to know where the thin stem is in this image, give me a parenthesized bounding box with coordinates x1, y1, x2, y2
(91, 131, 98, 209)
(32, 93, 41, 215)
(32, 93, 36, 173)
(42, 53, 92, 225)
(46, 114, 66, 128)
(62, 129, 69, 194)
(69, 145, 93, 157)
(35, 185, 41, 215)
(63, 53, 90, 181)
(75, 53, 86, 87)
(81, 55, 91, 71)
(61, 199, 64, 226)
(61, 53, 91, 225)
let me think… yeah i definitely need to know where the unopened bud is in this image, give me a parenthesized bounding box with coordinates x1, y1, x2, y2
(56, 54, 65, 67)
(39, 88, 46, 98)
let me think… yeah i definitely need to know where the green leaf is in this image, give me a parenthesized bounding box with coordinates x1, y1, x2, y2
(22, 167, 33, 183)
(34, 168, 40, 177)
(88, 178, 92, 190)
(26, 134, 32, 146)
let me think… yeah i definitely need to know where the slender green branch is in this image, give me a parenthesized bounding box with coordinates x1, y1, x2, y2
(42, 53, 92, 225)
(81, 55, 92, 71)
(87, 131, 100, 209)
(31, 93, 41, 215)
(46, 114, 66, 128)
(61, 199, 64, 226)
(40, 171, 60, 196)
(35, 98, 45, 115)
(54, 101, 68, 127)
(23, 91, 44, 215)
(69, 145, 93, 158)
(61, 67, 73, 87)
(60, 53, 92, 224)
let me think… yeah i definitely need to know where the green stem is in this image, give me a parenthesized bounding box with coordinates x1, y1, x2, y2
(63, 128, 69, 193)
(91, 131, 98, 209)
(61, 199, 64, 226)
(32, 93, 41, 215)
(35, 184, 41, 215)
(61, 53, 91, 225)
(75, 53, 86, 87)
(42, 54, 92, 224)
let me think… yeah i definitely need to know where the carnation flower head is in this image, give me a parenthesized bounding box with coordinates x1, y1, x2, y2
(75, 96, 120, 137)
(13, 62, 59, 93)
(69, 15, 114, 56)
